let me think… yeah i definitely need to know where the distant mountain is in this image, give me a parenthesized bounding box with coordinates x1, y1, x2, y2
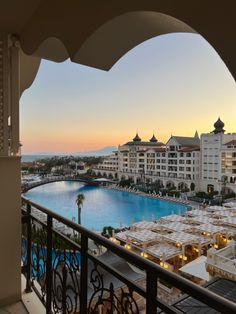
(22, 146, 117, 162)
(75, 146, 117, 157)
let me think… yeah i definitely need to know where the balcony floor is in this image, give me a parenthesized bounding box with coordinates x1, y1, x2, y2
(0, 301, 28, 314)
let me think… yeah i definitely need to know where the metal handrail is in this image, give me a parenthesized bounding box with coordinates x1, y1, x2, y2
(21, 196, 236, 313)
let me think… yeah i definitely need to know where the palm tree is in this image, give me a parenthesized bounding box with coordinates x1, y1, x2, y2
(76, 193, 85, 225)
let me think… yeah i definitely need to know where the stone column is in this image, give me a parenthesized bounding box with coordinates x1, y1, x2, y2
(0, 35, 21, 306)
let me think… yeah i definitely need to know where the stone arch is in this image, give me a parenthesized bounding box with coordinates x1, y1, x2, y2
(190, 182, 195, 191)
(154, 179, 164, 188)
(74, 11, 196, 70)
(207, 184, 214, 193)
(108, 173, 113, 179)
(18, 3, 236, 80)
(166, 180, 175, 189)
(178, 182, 188, 191)
(71, 7, 236, 79)
(221, 186, 235, 196)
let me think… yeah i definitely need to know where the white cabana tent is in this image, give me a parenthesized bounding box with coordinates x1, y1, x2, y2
(132, 220, 161, 231)
(194, 223, 226, 235)
(160, 214, 185, 223)
(147, 243, 181, 260)
(179, 256, 209, 281)
(162, 232, 211, 247)
(116, 229, 161, 245)
(164, 222, 193, 233)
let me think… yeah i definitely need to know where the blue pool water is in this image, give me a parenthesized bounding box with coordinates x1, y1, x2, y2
(25, 181, 189, 230)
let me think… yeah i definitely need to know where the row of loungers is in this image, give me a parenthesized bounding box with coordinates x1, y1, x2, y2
(107, 184, 190, 205)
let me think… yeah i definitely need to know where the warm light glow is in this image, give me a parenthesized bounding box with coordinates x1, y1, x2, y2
(214, 244, 219, 249)
(194, 248, 199, 253)
(164, 263, 169, 269)
(124, 244, 131, 249)
(140, 252, 148, 258)
(160, 261, 168, 269)
(183, 255, 187, 261)
(110, 237, 119, 244)
(176, 242, 181, 248)
(179, 255, 183, 259)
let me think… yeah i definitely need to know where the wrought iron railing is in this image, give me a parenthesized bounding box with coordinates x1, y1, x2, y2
(21, 196, 236, 313)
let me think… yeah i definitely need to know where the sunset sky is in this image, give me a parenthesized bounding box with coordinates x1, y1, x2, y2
(20, 33, 236, 154)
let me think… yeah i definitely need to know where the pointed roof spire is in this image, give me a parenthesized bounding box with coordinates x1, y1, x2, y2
(133, 131, 141, 142)
(150, 132, 158, 142)
(194, 130, 199, 139)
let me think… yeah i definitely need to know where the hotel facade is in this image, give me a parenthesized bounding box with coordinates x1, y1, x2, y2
(94, 119, 236, 194)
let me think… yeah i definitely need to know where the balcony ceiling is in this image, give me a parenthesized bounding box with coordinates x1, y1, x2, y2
(0, 0, 235, 79)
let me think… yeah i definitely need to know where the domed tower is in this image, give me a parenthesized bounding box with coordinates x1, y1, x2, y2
(213, 118, 225, 134)
(149, 134, 158, 143)
(133, 132, 141, 142)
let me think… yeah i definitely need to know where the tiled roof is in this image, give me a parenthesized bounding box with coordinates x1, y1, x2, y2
(170, 136, 200, 146)
(124, 141, 165, 147)
(178, 146, 200, 152)
(223, 139, 236, 146)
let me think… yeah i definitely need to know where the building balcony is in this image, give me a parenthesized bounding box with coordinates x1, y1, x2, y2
(19, 197, 236, 313)
(206, 242, 236, 282)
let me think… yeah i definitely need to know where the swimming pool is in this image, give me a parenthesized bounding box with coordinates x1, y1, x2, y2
(25, 181, 189, 230)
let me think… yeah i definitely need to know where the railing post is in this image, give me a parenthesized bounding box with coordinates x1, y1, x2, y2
(62, 264, 67, 314)
(80, 233, 88, 313)
(46, 215, 53, 314)
(146, 271, 157, 313)
(25, 203, 32, 293)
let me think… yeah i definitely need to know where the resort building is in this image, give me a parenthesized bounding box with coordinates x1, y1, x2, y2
(95, 119, 236, 195)
(93, 151, 118, 178)
(118, 132, 200, 191)
(200, 118, 236, 194)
